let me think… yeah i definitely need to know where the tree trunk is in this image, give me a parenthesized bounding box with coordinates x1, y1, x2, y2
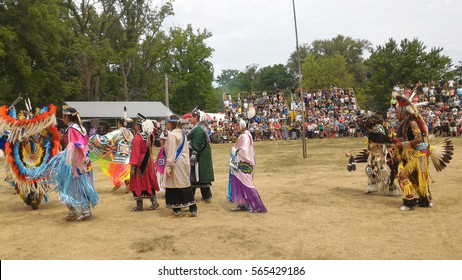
(121, 59, 133, 101)
(83, 54, 92, 100)
(93, 74, 100, 101)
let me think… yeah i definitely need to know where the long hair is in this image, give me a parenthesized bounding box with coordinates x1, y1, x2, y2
(63, 106, 84, 131)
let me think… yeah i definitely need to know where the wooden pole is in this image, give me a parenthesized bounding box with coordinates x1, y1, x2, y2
(292, 0, 307, 158)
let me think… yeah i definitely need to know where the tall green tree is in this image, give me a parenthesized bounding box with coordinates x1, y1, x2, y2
(243, 63, 259, 93)
(110, 0, 173, 101)
(445, 60, 462, 81)
(167, 25, 216, 114)
(310, 35, 371, 86)
(301, 54, 354, 90)
(0, 0, 70, 106)
(64, 0, 121, 101)
(364, 38, 452, 110)
(288, 35, 371, 88)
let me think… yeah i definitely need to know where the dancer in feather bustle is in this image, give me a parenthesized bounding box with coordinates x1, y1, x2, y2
(0, 97, 61, 210)
(89, 107, 134, 193)
(346, 95, 454, 210)
(347, 111, 400, 196)
(393, 92, 453, 210)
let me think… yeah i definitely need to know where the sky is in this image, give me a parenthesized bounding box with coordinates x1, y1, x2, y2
(164, 0, 462, 78)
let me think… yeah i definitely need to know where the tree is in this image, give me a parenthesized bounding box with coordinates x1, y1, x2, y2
(167, 25, 216, 114)
(310, 35, 371, 86)
(0, 0, 71, 106)
(286, 43, 309, 82)
(254, 64, 293, 92)
(287, 35, 371, 87)
(364, 38, 452, 110)
(215, 66, 261, 96)
(301, 54, 354, 90)
(243, 63, 259, 93)
(64, 0, 123, 101)
(110, 0, 173, 101)
(216, 69, 243, 93)
(443, 60, 462, 82)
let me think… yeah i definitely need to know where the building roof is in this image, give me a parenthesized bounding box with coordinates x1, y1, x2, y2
(64, 101, 174, 119)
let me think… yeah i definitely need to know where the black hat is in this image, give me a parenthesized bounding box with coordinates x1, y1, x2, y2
(165, 114, 180, 123)
(136, 113, 147, 124)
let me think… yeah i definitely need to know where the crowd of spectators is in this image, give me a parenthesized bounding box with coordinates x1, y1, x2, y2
(208, 87, 363, 143)
(207, 77, 462, 143)
(78, 77, 462, 143)
(389, 79, 462, 137)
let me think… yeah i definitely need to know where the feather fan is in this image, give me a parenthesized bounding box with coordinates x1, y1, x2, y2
(430, 138, 454, 172)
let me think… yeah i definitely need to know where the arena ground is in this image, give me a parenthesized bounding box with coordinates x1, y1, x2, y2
(1, 137, 461, 260)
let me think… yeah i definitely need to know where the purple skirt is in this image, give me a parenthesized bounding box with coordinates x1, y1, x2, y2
(230, 175, 267, 213)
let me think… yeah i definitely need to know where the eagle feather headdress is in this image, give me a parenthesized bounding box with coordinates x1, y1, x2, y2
(392, 91, 454, 172)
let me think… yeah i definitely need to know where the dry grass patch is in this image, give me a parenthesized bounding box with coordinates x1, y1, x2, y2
(1, 137, 461, 259)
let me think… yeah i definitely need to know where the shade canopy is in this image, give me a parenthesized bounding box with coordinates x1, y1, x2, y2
(64, 101, 174, 119)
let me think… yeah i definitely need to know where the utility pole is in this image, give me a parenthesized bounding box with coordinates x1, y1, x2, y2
(165, 74, 169, 108)
(292, 0, 307, 158)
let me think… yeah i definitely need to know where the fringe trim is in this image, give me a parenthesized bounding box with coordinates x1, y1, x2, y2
(400, 151, 430, 198)
(29, 150, 99, 209)
(99, 161, 130, 187)
(0, 105, 57, 142)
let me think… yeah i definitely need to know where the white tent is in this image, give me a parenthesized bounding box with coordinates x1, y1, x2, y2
(64, 101, 174, 119)
(207, 113, 226, 121)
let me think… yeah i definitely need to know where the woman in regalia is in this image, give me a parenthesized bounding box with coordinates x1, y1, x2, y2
(36, 106, 99, 221)
(89, 107, 134, 193)
(229, 119, 267, 213)
(128, 114, 160, 211)
(164, 115, 197, 217)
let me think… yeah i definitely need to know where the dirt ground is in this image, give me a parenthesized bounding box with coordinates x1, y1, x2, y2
(1, 137, 461, 260)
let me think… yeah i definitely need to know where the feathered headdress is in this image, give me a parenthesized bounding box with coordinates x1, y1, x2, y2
(392, 91, 429, 138)
(62, 104, 78, 116)
(142, 119, 154, 135)
(191, 107, 207, 123)
(121, 106, 133, 127)
(135, 112, 154, 134)
(355, 111, 393, 144)
(392, 91, 429, 115)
